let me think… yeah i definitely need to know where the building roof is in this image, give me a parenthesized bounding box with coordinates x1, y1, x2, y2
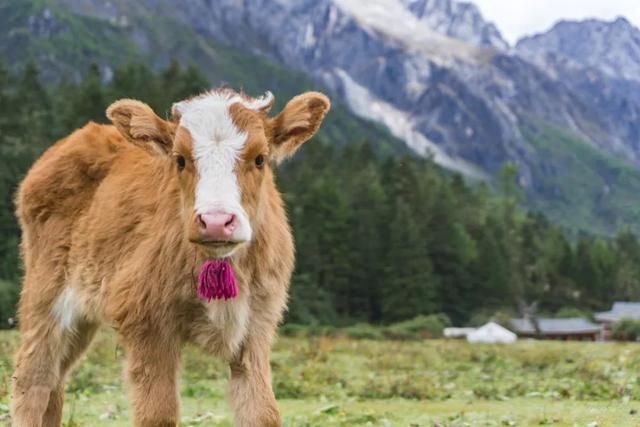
(595, 302, 640, 322)
(510, 318, 602, 335)
(467, 322, 517, 344)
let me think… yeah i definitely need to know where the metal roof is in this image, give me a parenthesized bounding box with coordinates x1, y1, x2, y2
(594, 302, 640, 322)
(510, 318, 602, 335)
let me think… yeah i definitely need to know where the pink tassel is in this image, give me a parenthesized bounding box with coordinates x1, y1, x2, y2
(197, 259, 238, 301)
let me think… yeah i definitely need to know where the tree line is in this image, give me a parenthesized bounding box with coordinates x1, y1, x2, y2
(1, 61, 639, 326)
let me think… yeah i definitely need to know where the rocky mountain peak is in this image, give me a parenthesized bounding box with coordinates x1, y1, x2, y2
(400, 0, 508, 50)
(517, 17, 640, 82)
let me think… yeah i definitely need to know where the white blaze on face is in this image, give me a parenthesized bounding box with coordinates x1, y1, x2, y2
(173, 91, 274, 243)
(174, 93, 251, 242)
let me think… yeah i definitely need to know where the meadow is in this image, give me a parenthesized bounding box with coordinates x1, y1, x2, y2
(0, 330, 639, 426)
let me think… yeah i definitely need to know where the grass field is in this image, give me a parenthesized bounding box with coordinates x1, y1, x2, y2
(1, 331, 640, 426)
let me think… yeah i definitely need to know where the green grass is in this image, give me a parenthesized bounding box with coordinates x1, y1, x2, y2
(1, 330, 640, 426)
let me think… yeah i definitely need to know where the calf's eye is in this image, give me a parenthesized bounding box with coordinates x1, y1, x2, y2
(175, 154, 186, 171)
(255, 154, 265, 169)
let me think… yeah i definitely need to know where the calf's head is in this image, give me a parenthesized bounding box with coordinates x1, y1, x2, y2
(107, 89, 330, 258)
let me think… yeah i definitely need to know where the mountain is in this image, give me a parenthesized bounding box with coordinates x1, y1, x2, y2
(3, 0, 640, 234)
(518, 17, 640, 82)
(0, 0, 406, 156)
(139, 0, 640, 232)
(513, 17, 640, 228)
(517, 18, 640, 163)
(401, 0, 509, 50)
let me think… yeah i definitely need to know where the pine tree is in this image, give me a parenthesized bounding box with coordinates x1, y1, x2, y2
(61, 63, 107, 130)
(380, 198, 437, 322)
(614, 230, 640, 300)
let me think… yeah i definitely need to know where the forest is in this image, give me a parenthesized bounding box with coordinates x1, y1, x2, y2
(1, 61, 640, 327)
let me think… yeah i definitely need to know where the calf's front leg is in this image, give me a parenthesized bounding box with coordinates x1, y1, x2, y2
(123, 335, 181, 427)
(228, 321, 280, 427)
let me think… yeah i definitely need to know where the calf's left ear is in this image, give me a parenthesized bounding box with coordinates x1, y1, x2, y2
(267, 92, 330, 162)
(106, 99, 175, 155)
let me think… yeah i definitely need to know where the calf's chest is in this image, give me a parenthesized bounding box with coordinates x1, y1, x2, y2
(198, 292, 251, 358)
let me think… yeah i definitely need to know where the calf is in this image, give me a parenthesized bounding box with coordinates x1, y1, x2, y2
(10, 89, 330, 427)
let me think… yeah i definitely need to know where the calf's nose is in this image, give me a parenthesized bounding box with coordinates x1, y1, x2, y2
(196, 211, 237, 241)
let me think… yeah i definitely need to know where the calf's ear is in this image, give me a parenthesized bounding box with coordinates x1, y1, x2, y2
(106, 99, 175, 155)
(267, 92, 330, 163)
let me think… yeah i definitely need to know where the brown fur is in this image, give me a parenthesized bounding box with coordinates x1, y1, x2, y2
(10, 91, 330, 427)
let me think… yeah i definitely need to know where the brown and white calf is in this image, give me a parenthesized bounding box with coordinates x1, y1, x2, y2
(10, 89, 330, 427)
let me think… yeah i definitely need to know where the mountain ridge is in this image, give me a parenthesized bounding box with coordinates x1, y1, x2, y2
(4, 0, 640, 234)
(402, 0, 509, 50)
(517, 16, 640, 82)
(0, 0, 407, 155)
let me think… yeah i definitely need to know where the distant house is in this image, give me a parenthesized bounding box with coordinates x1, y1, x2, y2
(466, 322, 517, 344)
(594, 302, 640, 339)
(594, 302, 640, 323)
(510, 317, 602, 341)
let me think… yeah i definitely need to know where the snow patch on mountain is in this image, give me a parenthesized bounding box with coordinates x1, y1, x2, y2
(331, 68, 487, 178)
(333, 0, 491, 65)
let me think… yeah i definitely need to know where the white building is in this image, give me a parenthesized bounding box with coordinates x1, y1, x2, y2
(466, 322, 517, 344)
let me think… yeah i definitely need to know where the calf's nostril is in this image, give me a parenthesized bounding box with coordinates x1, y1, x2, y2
(196, 214, 207, 230)
(224, 215, 236, 229)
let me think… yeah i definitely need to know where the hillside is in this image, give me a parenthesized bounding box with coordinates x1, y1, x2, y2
(523, 123, 640, 232)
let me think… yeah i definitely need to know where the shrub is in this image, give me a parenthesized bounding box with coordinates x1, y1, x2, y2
(491, 310, 515, 329)
(467, 308, 515, 327)
(306, 324, 338, 337)
(280, 323, 339, 338)
(280, 323, 310, 337)
(383, 314, 451, 340)
(342, 323, 384, 340)
(612, 319, 640, 341)
(282, 315, 455, 341)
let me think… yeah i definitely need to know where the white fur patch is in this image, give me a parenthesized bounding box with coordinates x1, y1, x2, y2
(174, 92, 253, 242)
(205, 294, 250, 356)
(241, 91, 274, 111)
(51, 287, 81, 330)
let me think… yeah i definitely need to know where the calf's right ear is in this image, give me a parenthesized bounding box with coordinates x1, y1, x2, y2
(267, 92, 330, 163)
(106, 99, 175, 155)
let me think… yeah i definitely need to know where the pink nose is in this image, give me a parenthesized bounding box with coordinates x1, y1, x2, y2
(196, 211, 237, 241)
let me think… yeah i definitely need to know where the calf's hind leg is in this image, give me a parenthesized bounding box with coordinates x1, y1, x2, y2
(42, 321, 98, 427)
(11, 318, 68, 426)
(11, 285, 95, 427)
(11, 319, 62, 427)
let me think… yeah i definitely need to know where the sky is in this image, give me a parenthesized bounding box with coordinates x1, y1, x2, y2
(472, 0, 640, 45)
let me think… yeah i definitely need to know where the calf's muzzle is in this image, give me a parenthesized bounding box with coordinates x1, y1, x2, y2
(195, 211, 238, 242)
